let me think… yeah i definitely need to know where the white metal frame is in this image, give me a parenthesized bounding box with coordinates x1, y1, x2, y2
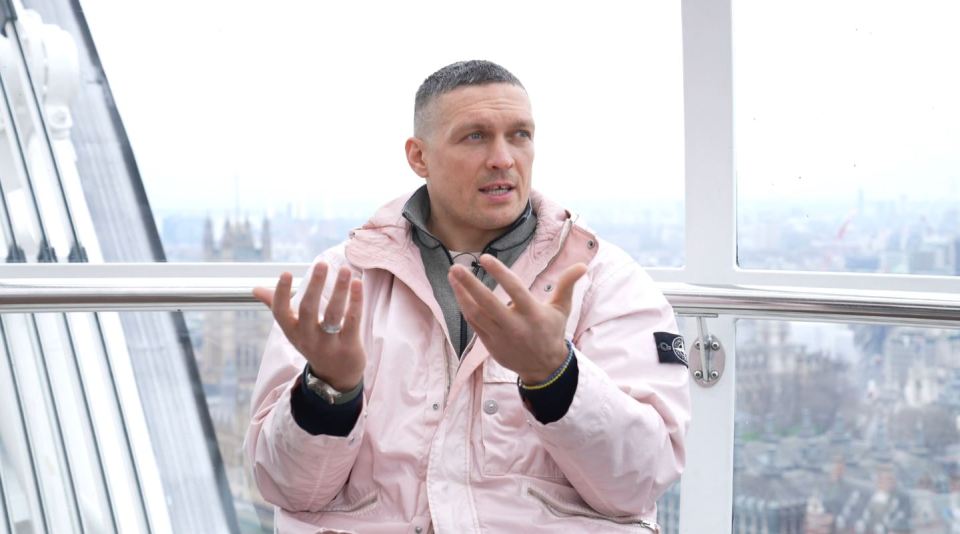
(674, 0, 960, 532)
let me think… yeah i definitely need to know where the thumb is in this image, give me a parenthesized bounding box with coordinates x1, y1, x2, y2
(549, 263, 588, 315)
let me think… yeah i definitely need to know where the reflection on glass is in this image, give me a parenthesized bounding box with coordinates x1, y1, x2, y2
(734, 320, 960, 533)
(734, 1, 960, 275)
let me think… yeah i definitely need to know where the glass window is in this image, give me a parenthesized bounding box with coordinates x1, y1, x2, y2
(735, 0, 960, 275)
(734, 319, 960, 532)
(79, 0, 685, 266)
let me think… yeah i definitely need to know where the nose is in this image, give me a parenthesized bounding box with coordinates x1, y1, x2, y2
(486, 136, 515, 171)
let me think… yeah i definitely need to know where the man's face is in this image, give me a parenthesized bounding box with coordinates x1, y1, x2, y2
(406, 83, 534, 251)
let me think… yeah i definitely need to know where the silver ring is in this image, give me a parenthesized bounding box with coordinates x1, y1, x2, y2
(320, 322, 342, 335)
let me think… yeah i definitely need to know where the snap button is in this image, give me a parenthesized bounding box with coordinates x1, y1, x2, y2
(586, 239, 596, 249)
(483, 399, 499, 415)
(432, 402, 440, 411)
(544, 284, 553, 292)
(415, 527, 423, 534)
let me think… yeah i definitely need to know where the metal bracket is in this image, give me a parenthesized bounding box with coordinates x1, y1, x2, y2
(690, 317, 725, 387)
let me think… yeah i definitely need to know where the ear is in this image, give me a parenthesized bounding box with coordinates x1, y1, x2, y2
(405, 137, 429, 178)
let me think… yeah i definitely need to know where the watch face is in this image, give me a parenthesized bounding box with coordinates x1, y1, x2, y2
(305, 369, 342, 404)
(319, 383, 342, 404)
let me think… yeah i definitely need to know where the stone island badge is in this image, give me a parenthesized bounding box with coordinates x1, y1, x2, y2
(654, 332, 688, 367)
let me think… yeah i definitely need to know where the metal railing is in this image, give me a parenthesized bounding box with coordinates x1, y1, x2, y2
(2, 276, 959, 325)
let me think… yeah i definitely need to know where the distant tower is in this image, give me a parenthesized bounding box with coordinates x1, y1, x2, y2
(202, 217, 215, 260)
(953, 237, 960, 276)
(201, 215, 272, 261)
(261, 217, 272, 261)
(220, 219, 235, 260)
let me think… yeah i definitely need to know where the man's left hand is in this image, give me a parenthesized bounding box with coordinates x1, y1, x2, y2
(448, 254, 587, 384)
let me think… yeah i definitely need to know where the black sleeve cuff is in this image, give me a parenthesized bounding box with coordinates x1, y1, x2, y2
(291, 375, 363, 437)
(518, 355, 579, 424)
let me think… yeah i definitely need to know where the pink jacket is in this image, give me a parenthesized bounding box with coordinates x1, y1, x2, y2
(246, 191, 690, 533)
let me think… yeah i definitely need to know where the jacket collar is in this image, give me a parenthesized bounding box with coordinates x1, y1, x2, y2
(345, 187, 584, 272)
(400, 185, 535, 255)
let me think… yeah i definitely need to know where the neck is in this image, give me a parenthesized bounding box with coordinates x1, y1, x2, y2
(426, 219, 497, 253)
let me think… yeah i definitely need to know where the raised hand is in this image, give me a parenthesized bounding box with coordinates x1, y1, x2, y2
(447, 254, 587, 384)
(253, 263, 365, 391)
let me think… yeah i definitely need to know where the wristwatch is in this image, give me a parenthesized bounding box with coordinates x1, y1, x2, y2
(303, 365, 363, 405)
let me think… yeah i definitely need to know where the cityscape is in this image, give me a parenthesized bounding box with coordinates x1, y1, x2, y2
(162, 196, 960, 533)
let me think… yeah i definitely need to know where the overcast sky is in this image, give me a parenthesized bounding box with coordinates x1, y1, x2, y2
(78, 0, 958, 218)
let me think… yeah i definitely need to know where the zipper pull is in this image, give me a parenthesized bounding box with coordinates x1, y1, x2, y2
(638, 519, 661, 533)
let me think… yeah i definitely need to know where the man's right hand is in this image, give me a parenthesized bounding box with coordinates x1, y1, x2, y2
(253, 263, 365, 391)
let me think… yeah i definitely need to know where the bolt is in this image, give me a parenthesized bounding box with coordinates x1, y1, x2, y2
(710, 341, 720, 351)
(694, 341, 702, 350)
(693, 370, 703, 379)
(709, 370, 720, 380)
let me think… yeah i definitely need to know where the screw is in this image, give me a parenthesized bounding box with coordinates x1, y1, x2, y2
(710, 341, 720, 351)
(693, 370, 703, 379)
(709, 370, 720, 380)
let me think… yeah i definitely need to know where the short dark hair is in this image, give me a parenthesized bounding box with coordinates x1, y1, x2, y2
(414, 60, 524, 136)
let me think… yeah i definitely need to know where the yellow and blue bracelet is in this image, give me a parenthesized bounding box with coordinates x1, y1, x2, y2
(517, 339, 575, 391)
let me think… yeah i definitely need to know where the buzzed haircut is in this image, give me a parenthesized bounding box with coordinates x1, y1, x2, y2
(414, 60, 525, 137)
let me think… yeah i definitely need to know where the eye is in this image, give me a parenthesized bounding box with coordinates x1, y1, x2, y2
(516, 130, 532, 139)
(467, 132, 484, 141)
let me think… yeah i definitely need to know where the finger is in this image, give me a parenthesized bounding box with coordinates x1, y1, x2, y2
(320, 267, 352, 330)
(448, 264, 509, 320)
(266, 272, 297, 334)
(448, 268, 500, 334)
(252, 286, 274, 309)
(549, 263, 588, 315)
(298, 262, 329, 327)
(341, 278, 364, 337)
(477, 254, 537, 311)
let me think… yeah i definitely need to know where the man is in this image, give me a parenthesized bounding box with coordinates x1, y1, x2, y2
(247, 60, 690, 533)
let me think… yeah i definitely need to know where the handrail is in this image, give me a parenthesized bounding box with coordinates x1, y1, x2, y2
(2, 277, 959, 325)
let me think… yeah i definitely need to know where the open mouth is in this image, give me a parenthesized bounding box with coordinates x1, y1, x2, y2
(479, 184, 514, 196)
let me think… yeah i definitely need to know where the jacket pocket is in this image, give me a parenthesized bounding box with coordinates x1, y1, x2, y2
(280, 491, 378, 534)
(477, 361, 566, 480)
(525, 484, 660, 533)
(317, 489, 379, 515)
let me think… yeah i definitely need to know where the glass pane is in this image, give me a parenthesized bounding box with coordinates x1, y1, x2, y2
(181, 309, 275, 532)
(0, 308, 238, 533)
(79, 0, 685, 266)
(735, 0, 960, 275)
(734, 319, 960, 533)
(657, 481, 681, 534)
(0, 0, 165, 265)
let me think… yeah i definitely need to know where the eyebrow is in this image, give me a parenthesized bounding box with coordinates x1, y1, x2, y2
(452, 120, 535, 135)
